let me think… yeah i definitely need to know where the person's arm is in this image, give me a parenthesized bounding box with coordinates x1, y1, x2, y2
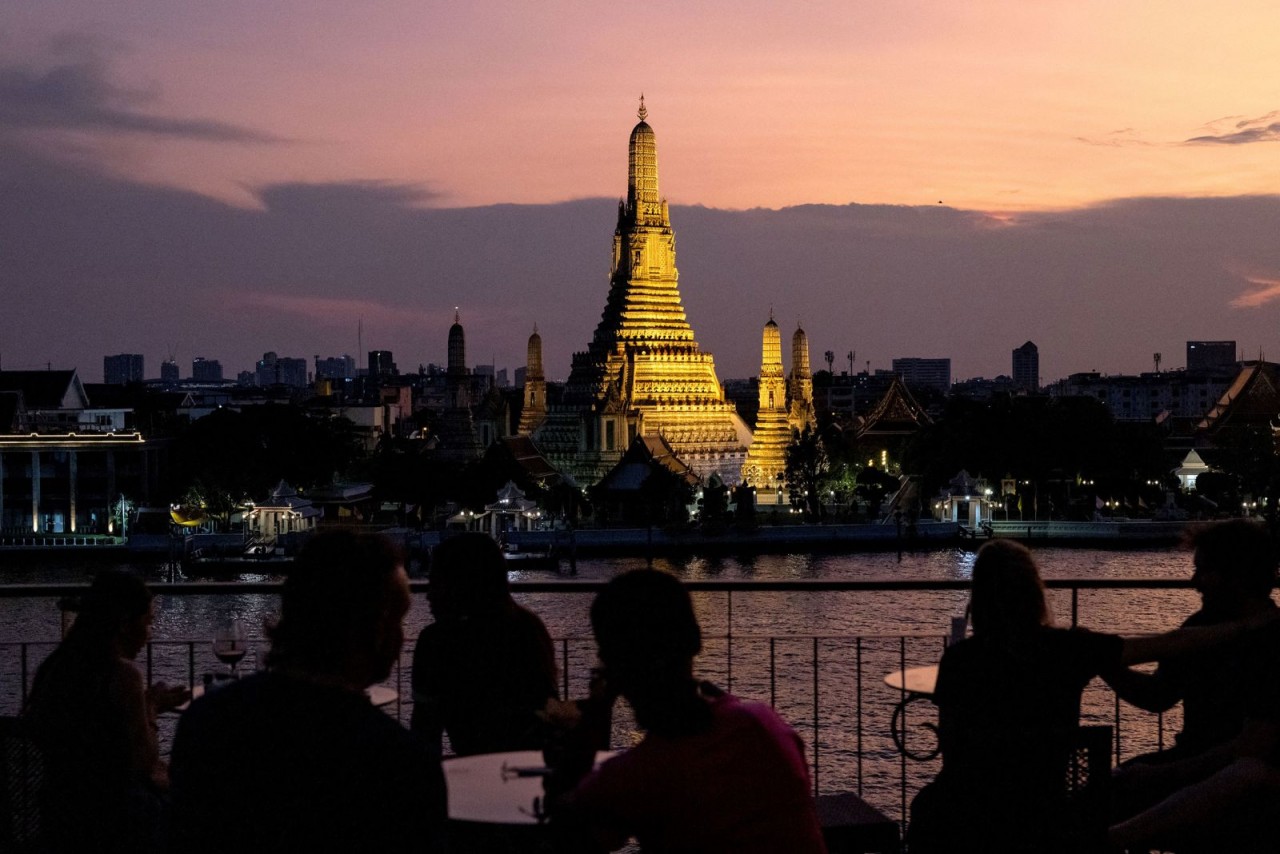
(409, 631, 445, 757)
(110, 660, 167, 790)
(1099, 664, 1182, 713)
(1119, 610, 1279, 665)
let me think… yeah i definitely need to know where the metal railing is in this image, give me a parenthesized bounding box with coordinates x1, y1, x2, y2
(0, 578, 1198, 832)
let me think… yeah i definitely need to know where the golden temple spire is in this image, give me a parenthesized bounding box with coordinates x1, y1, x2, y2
(628, 98, 659, 210)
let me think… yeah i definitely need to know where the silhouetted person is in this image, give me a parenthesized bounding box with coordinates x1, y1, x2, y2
(411, 532, 559, 756)
(24, 569, 187, 853)
(554, 569, 827, 854)
(1109, 615, 1280, 851)
(1111, 520, 1278, 759)
(169, 531, 446, 852)
(909, 540, 1277, 854)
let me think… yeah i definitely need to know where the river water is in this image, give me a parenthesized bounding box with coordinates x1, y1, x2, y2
(0, 545, 1204, 821)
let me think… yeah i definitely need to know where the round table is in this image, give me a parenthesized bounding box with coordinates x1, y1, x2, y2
(443, 749, 620, 825)
(884, 664, 940, 761)
(444, 750, 550, 825)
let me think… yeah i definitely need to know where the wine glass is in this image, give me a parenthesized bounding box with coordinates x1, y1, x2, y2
(212, 618, 248, 680)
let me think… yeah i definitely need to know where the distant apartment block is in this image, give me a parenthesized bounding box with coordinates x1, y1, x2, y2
(315, 355, 356, 380)
(103, 353, 144, 385)
(1186, 340, 1237, 372)
(815, 371, 896, 417)
(256, 352, 309, 388)
(160, 359, 180, 385)
(892, 358, 951, 394)
(1012, 341, 1039, 392)
(191, 357, 223, 382)
(1051, 368, 1237, 421)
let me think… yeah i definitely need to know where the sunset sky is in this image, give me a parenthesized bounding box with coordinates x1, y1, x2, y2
(5, 1, 1280, 382)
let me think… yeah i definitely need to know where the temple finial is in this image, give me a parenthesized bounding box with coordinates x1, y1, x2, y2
(637, 94, 647, 122)
(769, 305, 774, 322)
(533, 322, 539, 334)
(454, 307, 460, 323)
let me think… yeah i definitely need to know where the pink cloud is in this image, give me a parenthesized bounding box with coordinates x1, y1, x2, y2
(1231, 275, 1280, 308)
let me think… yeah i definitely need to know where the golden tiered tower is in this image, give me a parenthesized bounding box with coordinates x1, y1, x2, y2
(535, 98, 751, 485)
(742, 315, 791, 492)
(788, 325, 817, 434)
(517, 326, 547, 435)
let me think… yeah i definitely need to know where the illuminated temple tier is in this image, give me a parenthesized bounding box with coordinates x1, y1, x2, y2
(536, 99, 751, 485)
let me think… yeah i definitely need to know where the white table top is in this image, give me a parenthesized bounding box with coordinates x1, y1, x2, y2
(444, 749, 618, 825)
(883, 664, 939, 696)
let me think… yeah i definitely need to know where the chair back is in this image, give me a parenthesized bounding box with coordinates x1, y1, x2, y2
(0, 715, 46, 852)
(1063, 724, 1112, 852)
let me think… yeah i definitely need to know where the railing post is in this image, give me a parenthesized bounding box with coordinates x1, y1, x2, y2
(769, 638, 776, 708)
(1071, 586, 1079, 628)
(561, 639, 570, 700)
(899, 635, 907, 826)
(20, 643, 29, 706)
(726, 589, 733, 694)
(856, 636, 863, 797)
(812, 636, 819, 796)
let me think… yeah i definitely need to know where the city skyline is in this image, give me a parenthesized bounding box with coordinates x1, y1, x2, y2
(4, 3, 1280, 384)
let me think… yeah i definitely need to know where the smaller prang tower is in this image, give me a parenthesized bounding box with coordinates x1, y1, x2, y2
(788, 324, 817, 434)
(434, 310, 483, 460)
(742, 315, 791, 491)
(518, 325, 548, 435)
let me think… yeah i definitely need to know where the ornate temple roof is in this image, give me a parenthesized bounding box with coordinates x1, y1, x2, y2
(1196, 361, 1280, 432)
(857, 375, 934, 438)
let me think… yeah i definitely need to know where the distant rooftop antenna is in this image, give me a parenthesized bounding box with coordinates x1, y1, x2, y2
(358, 318, 363, 359)
(1153, 352, 1161, 373)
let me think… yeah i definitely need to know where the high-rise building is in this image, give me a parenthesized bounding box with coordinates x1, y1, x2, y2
(256, 352, 308, 388)
(315, 355, 356, 380)
(892, 358, 951, 394)
(160, 359, 180, 385)
(103, 353, 144, 385)
(367, 350, 396, 379)
(191, 357, 223, 382)
(1012, 341, 1039, 392)
(534, 99, 750, 485)
(1186, 341, 1236, 372)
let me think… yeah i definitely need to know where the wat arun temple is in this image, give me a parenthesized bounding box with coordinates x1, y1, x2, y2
(533, 99, 755, 486)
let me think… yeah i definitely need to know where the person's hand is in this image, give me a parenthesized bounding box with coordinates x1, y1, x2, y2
(1244, 608, 1280, 631)
(148, 681, 191, 713)
(542, 697, 584, 728)
(1111, 759, 1168, 797)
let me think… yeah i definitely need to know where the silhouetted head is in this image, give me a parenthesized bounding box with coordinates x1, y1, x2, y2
(591, 570, 702, 688)
(969, 540, 1051, 638)
(1189, 520, 1278, 614)
(68, 570, 154, 659)
(427, 532, 511, 621)
(268, 530, 409, 686)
